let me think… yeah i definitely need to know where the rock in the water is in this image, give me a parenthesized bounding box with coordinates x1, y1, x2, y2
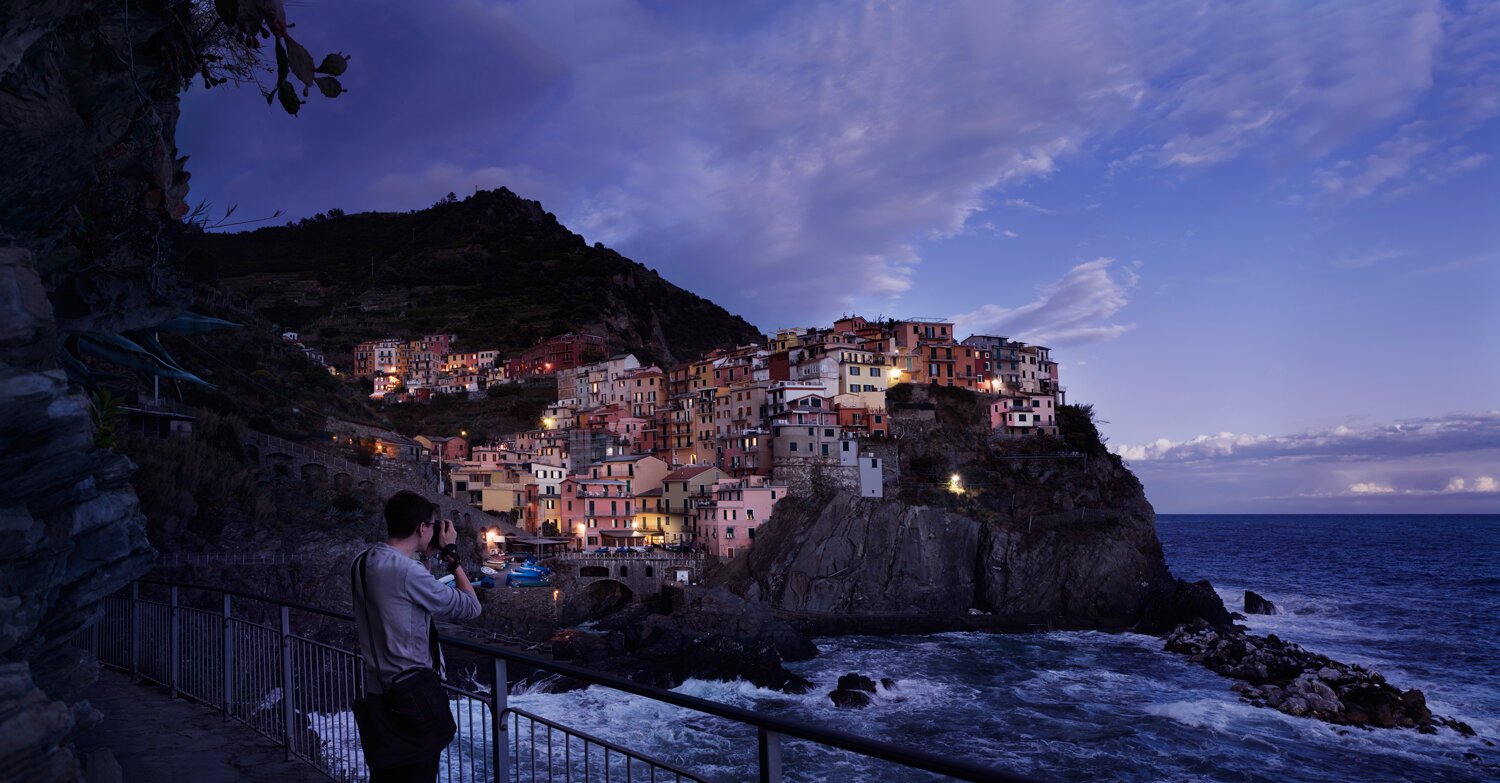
(1136, 579, 1235, 634)
(829, 688, 873, 709)
(1244, 590, 1279, 615)
(837, 673, 878, 694)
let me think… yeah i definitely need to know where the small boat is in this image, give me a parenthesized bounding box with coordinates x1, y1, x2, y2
(480, 565, 499, 575)
(505, 573, 552, 588)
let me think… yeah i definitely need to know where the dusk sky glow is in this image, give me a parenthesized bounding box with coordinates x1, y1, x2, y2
(179, 1, 1500, 513)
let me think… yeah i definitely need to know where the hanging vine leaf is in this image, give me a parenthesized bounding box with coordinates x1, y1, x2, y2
(284, 36, 316, 87)
(316, 53, 349, 76)
(214, 0, 239, 27)
(278, 81, 301, 115)
(274, 37, 289, 86)
(314, 76, 343, 98)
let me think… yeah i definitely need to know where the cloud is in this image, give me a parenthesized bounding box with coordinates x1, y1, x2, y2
(1349, 482, 1396, 494)
(1118, 412, 1500, 511)
(1329, 248, 1404, 270)
(952, 258, 1138, 345)
(180, 0, 1499, 326)
(1001, 229, 1020, 239)
(1444, 475, 1500, 493)
(1002, 198, 1055, 214)
(1119, 1, 1447, 171)
(1116, 411, 1500, 464)
(523, 2, 1146, 319)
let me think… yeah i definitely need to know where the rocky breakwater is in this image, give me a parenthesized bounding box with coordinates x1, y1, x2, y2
(716, 398, 1196, 632)
(1165, 620, 1479, 736)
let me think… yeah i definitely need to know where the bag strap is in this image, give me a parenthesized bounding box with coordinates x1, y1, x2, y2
(352, 548, 387, 691)
(353, 547, 446, 685)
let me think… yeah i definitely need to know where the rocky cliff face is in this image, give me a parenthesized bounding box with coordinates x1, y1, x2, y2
(1, 1, 199, 778)
(718, 390, 1186, 633)
(728, 493, 981, 616)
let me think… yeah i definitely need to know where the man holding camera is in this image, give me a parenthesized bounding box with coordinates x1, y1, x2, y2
(352, 491, 482, 782)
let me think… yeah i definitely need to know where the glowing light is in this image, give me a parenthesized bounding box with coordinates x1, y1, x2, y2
(542, 417, 556, 429)
(888, 368, 903, 381)
(947, 474, 966, 495)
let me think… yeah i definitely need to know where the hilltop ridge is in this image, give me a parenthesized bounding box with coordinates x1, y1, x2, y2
(190, 188, 764, 367)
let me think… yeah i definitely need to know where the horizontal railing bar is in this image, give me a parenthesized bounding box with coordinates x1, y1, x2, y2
(440, 684, 490, 703)
(288, 634, 359, 656)
(228, 617, 280, 635)
(138, 579, 1041, 783)
(506, 707, 707, 781)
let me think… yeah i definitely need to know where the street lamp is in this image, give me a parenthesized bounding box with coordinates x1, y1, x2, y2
(947, 473, 966, 495)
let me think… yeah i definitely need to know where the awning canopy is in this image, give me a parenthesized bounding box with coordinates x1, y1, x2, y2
(506, 536, 567, 547)
(598, 530, 647, 539)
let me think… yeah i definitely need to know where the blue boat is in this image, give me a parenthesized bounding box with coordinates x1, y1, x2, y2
(505, 573, 552, 588)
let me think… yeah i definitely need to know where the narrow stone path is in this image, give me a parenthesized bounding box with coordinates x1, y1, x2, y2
(73, 669, 325, 782)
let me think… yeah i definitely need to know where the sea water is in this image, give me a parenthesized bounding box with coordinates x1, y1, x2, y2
(502, 515, 1500, 782)
(320, 515, 1500, 781)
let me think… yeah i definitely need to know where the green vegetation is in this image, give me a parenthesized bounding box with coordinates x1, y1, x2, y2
(192, 188, 764, 367)
(384, 384, 555, 441)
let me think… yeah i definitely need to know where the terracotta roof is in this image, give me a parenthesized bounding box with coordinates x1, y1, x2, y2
(663, 465, 716, 481)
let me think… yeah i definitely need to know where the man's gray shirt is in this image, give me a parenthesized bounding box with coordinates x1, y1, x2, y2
(352, 543, 482, 693)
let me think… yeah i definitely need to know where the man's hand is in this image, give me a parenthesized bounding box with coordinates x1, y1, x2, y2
(439, 518, 457, 548)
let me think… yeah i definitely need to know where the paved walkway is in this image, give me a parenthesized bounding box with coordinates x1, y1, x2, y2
(74, 669, 325, 782)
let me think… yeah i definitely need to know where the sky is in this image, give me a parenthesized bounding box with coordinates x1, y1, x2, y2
(178, 0, 1500, 513)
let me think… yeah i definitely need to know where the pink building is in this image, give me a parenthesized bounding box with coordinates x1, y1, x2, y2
(560, 476, 635, 549)
(416, 435, 469, 462)
(694, 476, 787, 558)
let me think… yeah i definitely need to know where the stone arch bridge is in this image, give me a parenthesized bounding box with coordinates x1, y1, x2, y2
(546, 554, 705, 598)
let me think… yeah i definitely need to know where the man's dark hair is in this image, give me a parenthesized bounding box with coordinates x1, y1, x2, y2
(384, 491, 436, 539)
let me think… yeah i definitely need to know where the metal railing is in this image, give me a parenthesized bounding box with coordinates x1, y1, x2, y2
(75, 579, 1040, 783)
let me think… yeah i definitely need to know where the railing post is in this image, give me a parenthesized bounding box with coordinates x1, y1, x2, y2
(169, 585, 180, 699)
(491, 658, 509, 783)
(130, 582, 140, 678)
(222, 593, 233, 721)
(280, 605, 295, 759)
(757, 727, 782, 783)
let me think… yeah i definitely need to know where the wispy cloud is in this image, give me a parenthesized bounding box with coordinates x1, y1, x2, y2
(1116, 411, 1500, 464)
(1329, 248, 1404, 270)
(1118, 412, 1500, 511)
(1002, 198, 1056, 214)
(952, 258, 1139, 345)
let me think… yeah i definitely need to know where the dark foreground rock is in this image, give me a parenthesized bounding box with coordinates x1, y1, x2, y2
(1134, 578, 1235, 634)
(1165, 620, 1478, 736)
(548, 586, 816, 694)
(1243, 590, 1278, 615)
(828, 672, 899, 709)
